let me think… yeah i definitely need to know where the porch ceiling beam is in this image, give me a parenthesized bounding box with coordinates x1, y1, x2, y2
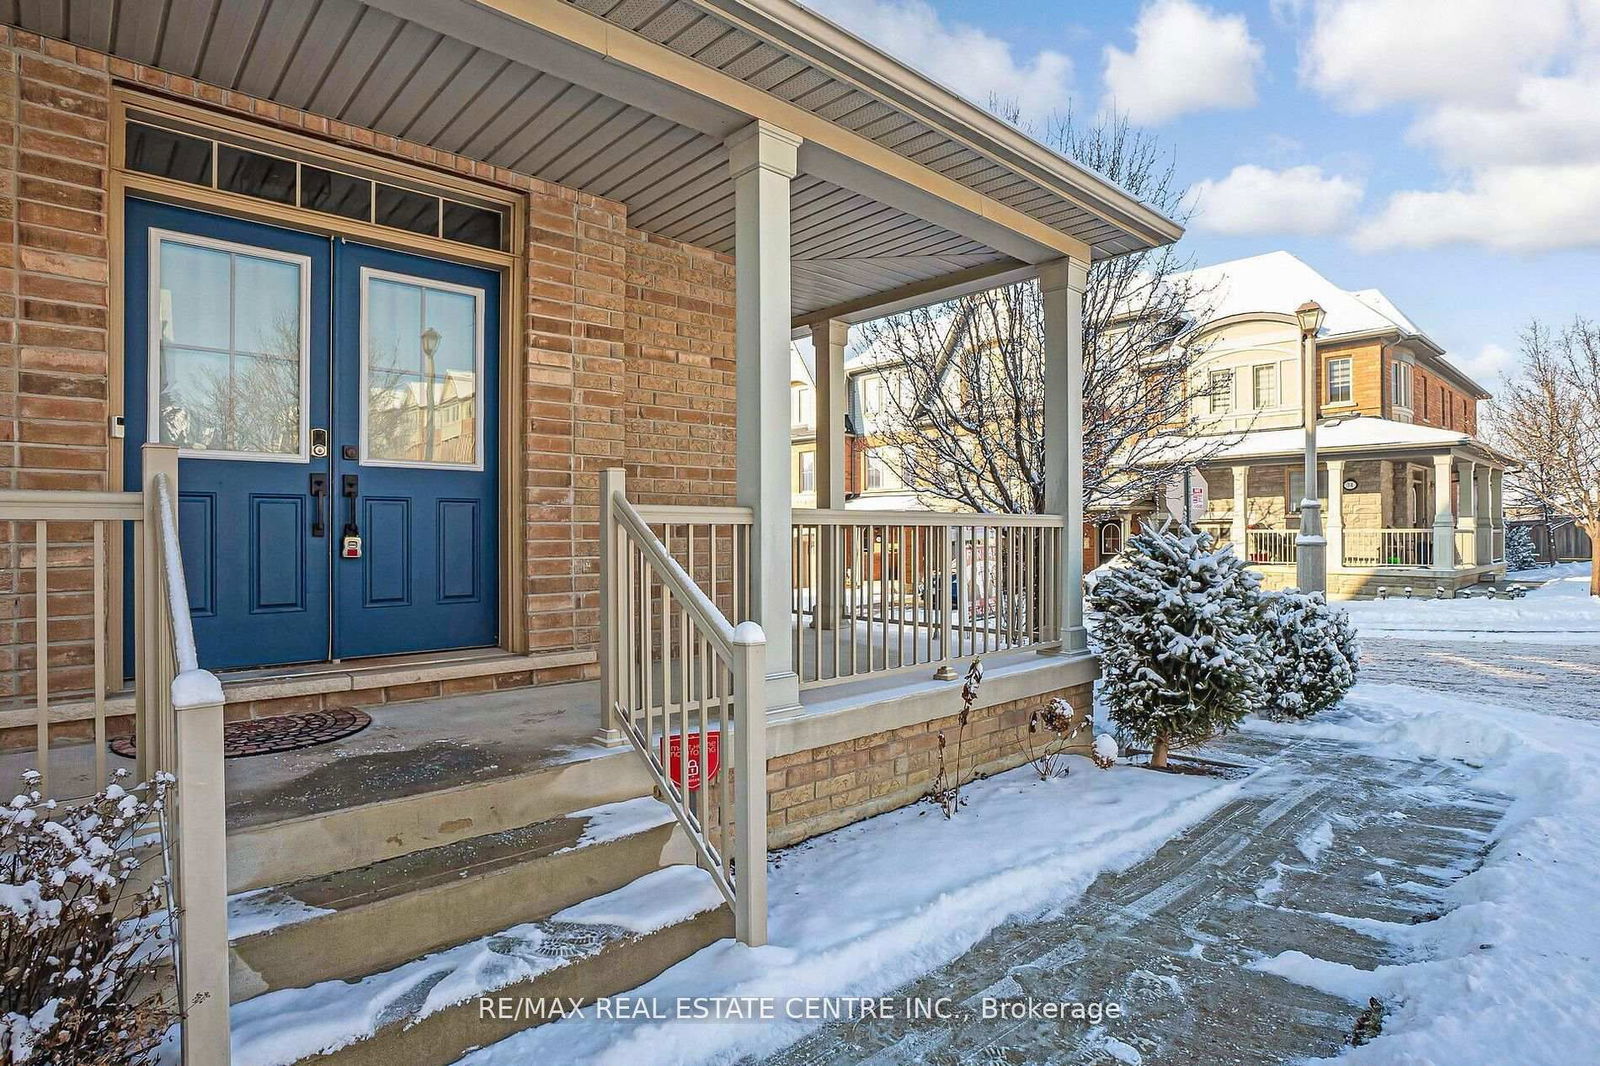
(790, 259, 1037, 334)
(362, 0, 1088, 263)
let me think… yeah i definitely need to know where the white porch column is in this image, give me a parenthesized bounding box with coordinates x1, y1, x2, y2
(1490, 467, 1506, 561)
(1325, 458, 1345, 571)
(1474, 463, 1492, 565)
(730, 120, 802, 711)
(1230, 465, 1249, 551)
(1456, 457, 1477, 566)
(811, 318, 848, 630)
(1040, 257, 1088, 654)
(1431, 453, 1455, 571)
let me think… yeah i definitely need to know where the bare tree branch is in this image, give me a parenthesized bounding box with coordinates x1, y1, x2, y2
(856, 110, 1230, 517)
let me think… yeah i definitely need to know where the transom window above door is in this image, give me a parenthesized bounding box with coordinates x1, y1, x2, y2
(361, 270, 485, 470)
(150, 232, 310, 460)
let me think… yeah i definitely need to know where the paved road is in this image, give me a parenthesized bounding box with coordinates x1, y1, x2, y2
(1357, 637, 1600, 721)
(750, 727, 1508, 1066)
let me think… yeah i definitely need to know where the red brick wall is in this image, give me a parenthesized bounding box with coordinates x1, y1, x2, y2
(0, 27, 738, 704)
(623, 231, 736, 506)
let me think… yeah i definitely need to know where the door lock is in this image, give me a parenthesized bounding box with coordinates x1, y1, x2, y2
(341, 474, 362, 559)
(310, 427, 330, 459)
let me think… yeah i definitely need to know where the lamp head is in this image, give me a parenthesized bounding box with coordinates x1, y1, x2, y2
(421, 326, 442, 359)
(1295, 300, 1325, 338)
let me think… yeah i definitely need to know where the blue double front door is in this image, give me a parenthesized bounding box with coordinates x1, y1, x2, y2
(124, 199, 500, 671)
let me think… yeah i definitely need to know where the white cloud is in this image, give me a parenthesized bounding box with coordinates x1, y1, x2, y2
(1306, 0, 1600, 253)
(1187, 165, 1364, 236)
(803, 0, 1073, 119)
(1300, 0, 1572, 112)
(1353, 164, 1600, 252)
(1410, 74, 1600, 168)
(1454, 342, 1518, 387)
(1102, 0, 1264, 125)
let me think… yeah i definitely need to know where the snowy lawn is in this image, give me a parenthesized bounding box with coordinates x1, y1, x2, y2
(455, 755, 1242, 1066)
(1342, 563, 1600, 641)
(1240, 684, 1600, 1065)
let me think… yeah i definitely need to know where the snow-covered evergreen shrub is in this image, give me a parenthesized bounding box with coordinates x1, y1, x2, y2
(2, 770, 178, 1066)
(1087, 523, 1266, 766)
(1505, 525, 1538, 572)
(1257, 589, 1360, 720)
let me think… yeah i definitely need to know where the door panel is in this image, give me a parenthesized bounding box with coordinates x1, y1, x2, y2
(332, 242, 499, 658)
(124, 199, 332, 671)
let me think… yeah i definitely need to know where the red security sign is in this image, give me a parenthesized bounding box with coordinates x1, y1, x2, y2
(661, 731, 721, 791)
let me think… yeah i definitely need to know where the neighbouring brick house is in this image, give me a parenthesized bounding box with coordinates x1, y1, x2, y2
(0, 3, 1180, 1058)
(1105, 251, 1513, 597)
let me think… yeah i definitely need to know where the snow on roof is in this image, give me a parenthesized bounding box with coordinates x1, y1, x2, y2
(1174, 251, 1490, 398)
(1176, 251, 1421, 341)
(1143, 415, 1477, 466)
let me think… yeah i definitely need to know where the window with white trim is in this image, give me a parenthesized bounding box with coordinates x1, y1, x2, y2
(798, 450, 815, 493)
(151, 233, 309, 459)
(1207, 369, 1234, 414)
(792, 384, 814, 428)
(1326, 357, 1353, 404)
(1252, 363, 1277, 409)
(1391, 360, 1413, 409)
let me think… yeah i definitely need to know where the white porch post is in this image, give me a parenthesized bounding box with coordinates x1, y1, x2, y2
(1325, 458, 1345, 571)
(1490, 467, 1505, 561)
(1230, 465, 1249, 550)
(729, 120, 802, 711)
(811, 318, 848, 630)
(1040, 257, 1088, 654)
(1456, 457, 1477, 566)
(1432, 453, 1455, 570)
(1474, 463, 1492, 565)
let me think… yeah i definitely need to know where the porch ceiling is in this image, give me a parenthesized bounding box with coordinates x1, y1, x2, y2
(0, 0, 1177, 323)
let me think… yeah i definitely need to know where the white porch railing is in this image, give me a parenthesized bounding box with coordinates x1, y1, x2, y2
(0, 443, 229, 1064)
(1245, 529, 1298, 565)
(599, 470, 768, 946)
(1342, 528, 1434, 568)
(789, 509, 1066, 687)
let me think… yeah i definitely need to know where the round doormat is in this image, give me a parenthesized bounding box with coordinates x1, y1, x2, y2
(109, 708, 372, 760)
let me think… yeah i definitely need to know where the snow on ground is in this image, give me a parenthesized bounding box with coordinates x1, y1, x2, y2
(1240, 684, 1600, 1065)
(1342, 563, 1600, 641)
(457, 757, 1242, 1066)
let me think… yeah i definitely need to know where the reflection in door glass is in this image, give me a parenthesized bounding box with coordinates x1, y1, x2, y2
(364, 275, 480, 466)
(155, 238, 305, 457)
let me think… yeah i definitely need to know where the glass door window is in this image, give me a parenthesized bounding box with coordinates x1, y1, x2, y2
(360, 270, 485, 469)
(150, 232, 310, 460)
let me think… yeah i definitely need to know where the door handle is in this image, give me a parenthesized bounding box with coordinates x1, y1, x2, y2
(309, 473, 328, 537)
(341, 474, 362, 559)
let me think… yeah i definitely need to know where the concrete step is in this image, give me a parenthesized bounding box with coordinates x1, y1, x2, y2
(228, 796, 686, 1003)
(226, 746, 655, 893)
(229, 865, 732, 1066)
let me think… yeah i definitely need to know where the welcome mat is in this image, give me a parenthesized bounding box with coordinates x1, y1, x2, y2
(110, 708, 372, 760)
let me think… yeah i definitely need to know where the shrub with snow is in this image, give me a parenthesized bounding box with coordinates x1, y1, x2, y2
(2, 771, 178, 1066)
(1257, 589, 1361, 721)
(1091, 734, 1119, 769)
(1505, 525, 1539, 573)
(1087, 523, 1267, 767)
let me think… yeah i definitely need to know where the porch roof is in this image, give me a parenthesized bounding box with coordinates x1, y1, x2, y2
(1143, 417, 1517, 469)
(7, 0, 1181, 326)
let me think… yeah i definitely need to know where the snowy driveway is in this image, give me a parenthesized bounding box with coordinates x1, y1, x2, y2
(754, 721, 1510, 1066)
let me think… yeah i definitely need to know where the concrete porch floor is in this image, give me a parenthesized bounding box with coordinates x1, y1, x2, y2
(4, 632, 1090, 832)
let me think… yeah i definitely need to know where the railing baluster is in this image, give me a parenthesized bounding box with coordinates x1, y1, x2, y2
(92, 521, 106, 788)
(34, 519, 48, 797)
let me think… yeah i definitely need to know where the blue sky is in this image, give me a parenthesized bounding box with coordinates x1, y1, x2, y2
(804, 0, 1600, 389)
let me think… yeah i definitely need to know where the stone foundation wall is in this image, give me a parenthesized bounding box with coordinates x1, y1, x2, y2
(766, 681, 1095, 847)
